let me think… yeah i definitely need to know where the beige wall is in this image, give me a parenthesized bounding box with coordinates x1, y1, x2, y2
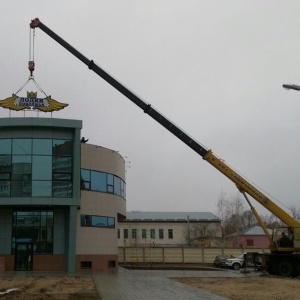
(118, 222, 222, 247)
(76, 144, 126, 269)
(81, 144, 125, 179)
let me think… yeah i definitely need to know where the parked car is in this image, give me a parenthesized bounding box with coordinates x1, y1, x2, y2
(213, 255, 230, 268)
(224, 254, 245, 270)
(225, 252, 262, 271)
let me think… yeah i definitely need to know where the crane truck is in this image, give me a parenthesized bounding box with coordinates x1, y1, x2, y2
(30, 18, 300, 276)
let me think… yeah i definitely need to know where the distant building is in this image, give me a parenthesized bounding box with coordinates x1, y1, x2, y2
(228, 225, 272, 249)
(118, 211, 222, 247)
(0, 117, 126, 272)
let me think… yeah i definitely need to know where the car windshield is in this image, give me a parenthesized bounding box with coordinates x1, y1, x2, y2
(238, 254, 244, 259)
(216, 256, 227, 260)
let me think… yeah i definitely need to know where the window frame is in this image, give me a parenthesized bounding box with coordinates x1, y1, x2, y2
(168, 229, 173, 239)
(159, 229, 164, 239)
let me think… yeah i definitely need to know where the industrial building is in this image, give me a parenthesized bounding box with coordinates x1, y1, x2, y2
(118, 211, 222, 247)
(0, 117, 126, 273)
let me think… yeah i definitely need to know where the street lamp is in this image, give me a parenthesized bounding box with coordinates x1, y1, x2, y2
(282, 84, 300, 91)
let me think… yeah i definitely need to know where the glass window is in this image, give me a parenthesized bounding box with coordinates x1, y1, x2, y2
(121, 181, 125, 198)
(0, 139, 11, 154)
(53, 173, 72, 181)
(32, 139, 52, 155)
(114, 177, 121, 196)
(11, 180, 31, 197)
(118, 229, 120, 239)
(168, 229, 173, 239)
(91, 171, 106, 192)
(12, 156, 32, 174)
(159, 229, 164, 239)
(52, 157, 72, 173)
(0, 182, 10, 196)
(32, 156, 52, 180)
(81, 169, 90, 190)
(92, 216, 108, 227)
(81, 169, 90, 181)
(246, 239, 254, 246)
(107, 174, 113, 185)
(81, 261, 92, 269)
(12, 209, 54, 254)
(53, 139, 72, 156)
(12, 139, 31, 155)
(107, 217, 115, 228)
(107, 174, 114, 193)
(53, 181, 72, 197)
(17, 211, 33, 217)
(0, 138, 74, 198)
(81, 214, 114, 228)
(0, 155, 11, 172)
(142, 229, 146, 239)
(80, 168, 126, 200)
(32, 181, 52, 196)
(81, 180, 90, 190)
(81, 215, 92, 226)
(124, 229, 128, 239)
(12, 139, 32, 155)
(132, 229, 137, 239)
(150, 229, 155, 239)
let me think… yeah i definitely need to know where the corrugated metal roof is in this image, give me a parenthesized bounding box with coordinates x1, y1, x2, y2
(229, 226, 272, 236)
(124, 211, 220, 221)
(241, 226, 272, 235)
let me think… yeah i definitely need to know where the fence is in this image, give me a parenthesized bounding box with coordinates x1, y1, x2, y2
(118, 247, 269, 265)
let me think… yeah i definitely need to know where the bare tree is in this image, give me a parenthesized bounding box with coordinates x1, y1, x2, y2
(216, 191, 300, 247)
(217, 192, 246, 235)
(241, 210, 257, 229)
(260, 213, 281, 229)
(185, 223, 218, 247)
(289, 205, 300, 221)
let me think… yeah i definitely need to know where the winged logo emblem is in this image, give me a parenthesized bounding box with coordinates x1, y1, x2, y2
(0, 92, 68, 112)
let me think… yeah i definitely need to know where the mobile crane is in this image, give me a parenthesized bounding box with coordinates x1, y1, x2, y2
(30, 18, 300, 276)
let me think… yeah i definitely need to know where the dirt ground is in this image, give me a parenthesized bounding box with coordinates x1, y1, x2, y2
(175, 276, 300, 300)
(0, 276, 100, 300)
(1, 274, 300, 300)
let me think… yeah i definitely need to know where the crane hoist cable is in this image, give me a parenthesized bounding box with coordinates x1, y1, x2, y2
(14, 26, 47, 97)
(28, 25, 35, 76)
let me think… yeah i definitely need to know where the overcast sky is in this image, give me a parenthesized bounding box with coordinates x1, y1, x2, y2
(1, 1, 300, 217)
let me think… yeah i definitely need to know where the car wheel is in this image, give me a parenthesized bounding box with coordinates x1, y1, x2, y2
(232, 263, 240, 271)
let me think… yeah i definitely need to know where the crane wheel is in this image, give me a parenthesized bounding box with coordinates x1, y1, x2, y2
(267, 265, 276, 275)
(277, 261, 293, 277)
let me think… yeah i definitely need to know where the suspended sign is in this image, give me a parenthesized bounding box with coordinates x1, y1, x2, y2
(0, 91, 68, 112)
(1, 24, 69, 114)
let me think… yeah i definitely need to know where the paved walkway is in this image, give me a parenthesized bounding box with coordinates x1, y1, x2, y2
(92, 267, 256, 300)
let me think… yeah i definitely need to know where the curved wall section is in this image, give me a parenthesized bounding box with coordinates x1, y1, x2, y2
(77, 144, 126, 271)
(81, 144, 125, 178)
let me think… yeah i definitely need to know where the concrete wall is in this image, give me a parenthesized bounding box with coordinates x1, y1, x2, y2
(118, 247, 270, 265)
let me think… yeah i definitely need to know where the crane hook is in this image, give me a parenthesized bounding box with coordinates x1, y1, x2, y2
(28, 60, 35, 77)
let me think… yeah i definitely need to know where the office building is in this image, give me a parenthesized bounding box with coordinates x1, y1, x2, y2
(0, 117, 126, 272)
